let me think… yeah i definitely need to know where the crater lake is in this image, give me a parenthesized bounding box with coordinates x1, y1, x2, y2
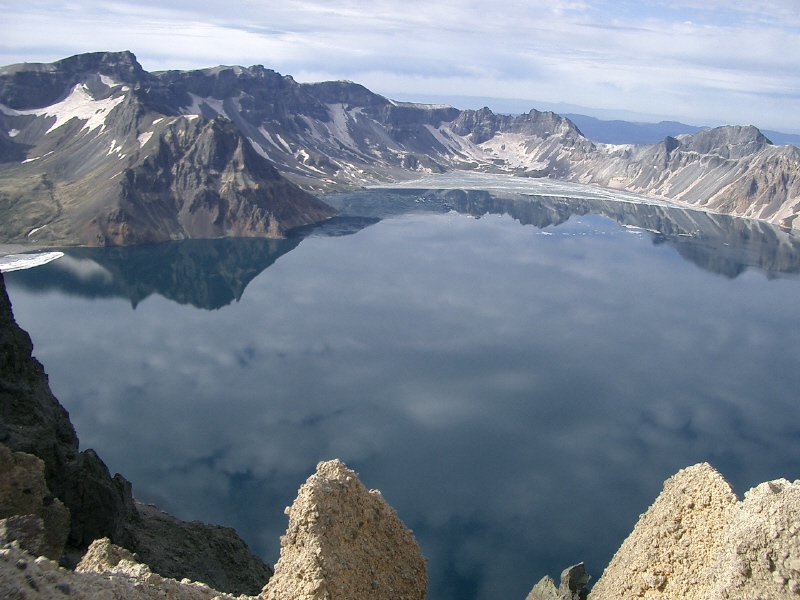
(6, 175, 800, 600)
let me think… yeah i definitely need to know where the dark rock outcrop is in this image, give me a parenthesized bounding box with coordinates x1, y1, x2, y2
(0, 266, 126, 559)
(0, 445, 70, 559)
(527, 564, 590, 600)
(130, 502, 273, 595)
(93, 116, 335, 246)
(0, 271, 272, 594)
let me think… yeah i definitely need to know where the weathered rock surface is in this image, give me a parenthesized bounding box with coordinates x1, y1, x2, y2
(527, 563, 590, 600)
(4, 51, 800, 239)
(0, 444, 69, 559)
(0, 265, 132, 559)
(261, 459, 427, 600)
(527, 575, 560, 600)
(708, 478, 800, 598)
(0, 270, 271, 594)
(0, 515, 52, 561)
(0, 52, 337, 247)
(0, 537, 244, 600)
(129, 502, 273, 596)
(588, 463, 800, 599)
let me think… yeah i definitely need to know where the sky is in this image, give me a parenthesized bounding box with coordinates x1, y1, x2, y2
(2, 0, 800, 133)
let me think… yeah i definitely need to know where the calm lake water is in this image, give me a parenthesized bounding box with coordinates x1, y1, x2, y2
(6, 177, 800, 600)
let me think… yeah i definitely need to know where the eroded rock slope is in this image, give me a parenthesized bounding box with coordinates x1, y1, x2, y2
(3, 51, 800, 242)
(0, 52, 336, 246)
(588, 463, 800, 599)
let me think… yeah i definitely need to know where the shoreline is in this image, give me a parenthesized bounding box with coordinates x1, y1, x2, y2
(0, 243, 46, 257)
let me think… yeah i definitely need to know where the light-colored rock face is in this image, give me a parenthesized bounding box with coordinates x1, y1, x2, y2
(0, 538, 246, 600)
(709, 478, 800, 597)
(261, 459, 427, 600)
(588, 463, 800, 600)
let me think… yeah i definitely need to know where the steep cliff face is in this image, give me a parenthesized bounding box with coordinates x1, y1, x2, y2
(0, 270, 135, 556)
(569, 126, 800, 228)
(0, 53, 336, 247)
(0, 272, 272, 594)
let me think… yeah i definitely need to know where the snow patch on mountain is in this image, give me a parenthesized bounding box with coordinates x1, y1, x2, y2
(390, 99, 453, 110)
(137, 131, 153, 147)
(184, 93, 229, 120)
(107, 138, 123, 155)
(99, 75, 128, 91)
(258, 127, 292, 153)
(1, 83, 127, 134)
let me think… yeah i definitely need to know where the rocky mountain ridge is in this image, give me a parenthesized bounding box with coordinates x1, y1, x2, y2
(0, 52, 336, 246)
(3, 50, 800, 245)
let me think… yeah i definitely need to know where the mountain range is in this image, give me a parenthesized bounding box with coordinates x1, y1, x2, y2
(2, 50, 800, 246)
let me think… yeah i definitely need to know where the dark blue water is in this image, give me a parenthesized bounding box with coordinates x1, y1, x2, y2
(6, 187, 800, 600)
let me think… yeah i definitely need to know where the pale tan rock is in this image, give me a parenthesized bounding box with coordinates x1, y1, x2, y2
(0, 538, 250, 600)
(708, 478, 800, 598)
(260, 459, 426, 600)
(76, 536, 143, 575)
(0, 443, 70, 560)
(526, 575, 559, 600)
(589, 463, 800, 600)
(589, 463, 738, 600)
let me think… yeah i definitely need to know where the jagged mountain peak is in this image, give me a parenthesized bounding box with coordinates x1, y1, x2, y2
(303, 80, 389, 107)
(0, 51, 145, 110)
(677, 124, 773, 159)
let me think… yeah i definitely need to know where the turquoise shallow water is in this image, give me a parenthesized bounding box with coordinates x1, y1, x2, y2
(6, 186, 800, 600)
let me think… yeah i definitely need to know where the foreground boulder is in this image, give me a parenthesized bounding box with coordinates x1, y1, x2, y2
(261, 459, 427, 600)
(527, 563, 590, 600)
(0, 537, 243, 600)
(588, 463, 800, 599)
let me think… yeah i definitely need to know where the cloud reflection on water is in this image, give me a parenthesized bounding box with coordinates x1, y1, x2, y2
(5, 196, 800, 600)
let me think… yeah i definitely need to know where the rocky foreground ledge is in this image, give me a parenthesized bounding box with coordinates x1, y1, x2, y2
(529, 463, 800, 600)
(1, 267, 799, 599)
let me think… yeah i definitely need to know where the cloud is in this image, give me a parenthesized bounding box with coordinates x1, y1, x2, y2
(2, 3, 799, 136)
(6, 0, 800, 130)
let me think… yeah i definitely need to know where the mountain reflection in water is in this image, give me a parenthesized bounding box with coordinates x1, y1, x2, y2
(7, 217, 377, 310)
(330, 188, 800, 279)
(5, 188, 800, 600)
(9, 191, 800, 311)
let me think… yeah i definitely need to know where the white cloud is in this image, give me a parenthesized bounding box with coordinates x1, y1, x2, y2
(2, 0, 799, 131)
